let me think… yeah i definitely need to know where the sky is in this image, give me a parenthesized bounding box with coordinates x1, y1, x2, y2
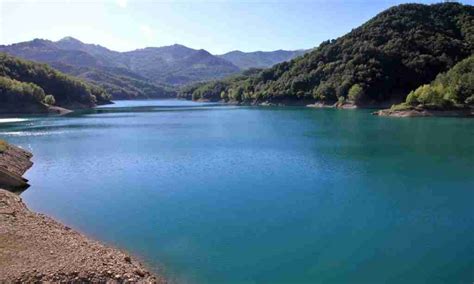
(1, 0, 472, 54)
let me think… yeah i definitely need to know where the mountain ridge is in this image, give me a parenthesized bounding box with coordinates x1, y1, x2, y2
(0, 37, 308, 95)
(218, 49, 309, 70)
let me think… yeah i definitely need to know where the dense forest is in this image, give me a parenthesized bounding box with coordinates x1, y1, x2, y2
(177, 68, 262, 101)
(180, 3, 474, 106)
(218, 50, 308, 70)
(52, 62, 175, 100)
(124, 45, 240, 85)
(390, 54, 474, 111)
(0, 53, 111, 113)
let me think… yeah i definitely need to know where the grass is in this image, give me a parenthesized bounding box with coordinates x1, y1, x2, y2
(0, 140, 8, 153)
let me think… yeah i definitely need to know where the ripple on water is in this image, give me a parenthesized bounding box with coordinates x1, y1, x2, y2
(1, 131, 66, 137)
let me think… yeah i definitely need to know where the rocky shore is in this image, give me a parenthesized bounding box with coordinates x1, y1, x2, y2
(374, 108, 474, 118)
(0, 142, 164, 283)
(0, 142, 33, 192)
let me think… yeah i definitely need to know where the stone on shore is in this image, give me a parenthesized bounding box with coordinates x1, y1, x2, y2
(0, 189, 165, 283)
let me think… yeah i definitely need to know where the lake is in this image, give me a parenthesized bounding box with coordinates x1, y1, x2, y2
(1, 100, 473, 283)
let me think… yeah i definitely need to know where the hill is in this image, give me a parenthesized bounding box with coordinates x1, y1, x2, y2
(218, 49, 308, 70)
(0, 39, 174, 99)
(0, 53, 111, 113)
(0, 38, 314, 95)
(182, 3, 474, 105)
(55, 39, 242, 86)
(124, 44, 240, 85)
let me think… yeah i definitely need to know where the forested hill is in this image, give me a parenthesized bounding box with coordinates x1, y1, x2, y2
(218, 49, 308, 70)
(123, 45, 240, 85)
(182, 3, 474, 105)
(0, 38, 310, 99)
(0, 53, 111, 113)
(0, 39, 175, 100)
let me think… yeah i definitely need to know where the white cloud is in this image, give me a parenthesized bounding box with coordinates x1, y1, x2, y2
(139, 25, 154, 41)
(116, 0, 127, 8)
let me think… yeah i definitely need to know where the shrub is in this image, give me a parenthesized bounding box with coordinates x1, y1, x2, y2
(406, 90, 418, 105)
(43, 94, 56, 105)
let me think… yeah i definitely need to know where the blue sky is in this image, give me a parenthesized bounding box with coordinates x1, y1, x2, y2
(1, 0, 472, 54)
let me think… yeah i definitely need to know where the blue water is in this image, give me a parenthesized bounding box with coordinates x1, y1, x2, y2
(1, 100, 473, 283)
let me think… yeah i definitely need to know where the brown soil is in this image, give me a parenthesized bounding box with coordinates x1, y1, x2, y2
(0, 189, 165, 283)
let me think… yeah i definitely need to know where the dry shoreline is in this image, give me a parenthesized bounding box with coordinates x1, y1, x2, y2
(0, 143, 164, 283)
(374, 108, 474, 118)
(205, 98, 474, 118)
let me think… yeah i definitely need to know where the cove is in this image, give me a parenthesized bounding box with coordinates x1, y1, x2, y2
(0, 100, 473, 283)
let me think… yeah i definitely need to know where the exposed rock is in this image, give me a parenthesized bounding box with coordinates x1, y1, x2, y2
(306, 102, 335, 109)
(374, 108, 474, 117)
(334, 102, 358, 109)
(0, 142, 33, 191)
(48, 105, 73, 115)
(0, 189, 165, 283)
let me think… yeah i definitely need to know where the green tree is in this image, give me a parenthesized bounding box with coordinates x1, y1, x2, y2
(43, 94, 56, 105)
(348, 84, 365, 104)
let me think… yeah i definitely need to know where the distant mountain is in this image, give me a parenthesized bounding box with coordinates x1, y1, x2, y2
(0, 39, 102, 68)
(218, 49, 308, 70)
(0, 38, 245, 95)
(0, 38, 174, 99)
(124, 44, 240, 85)
(0, 37, 312, 97)
(55, 36, 128, 69)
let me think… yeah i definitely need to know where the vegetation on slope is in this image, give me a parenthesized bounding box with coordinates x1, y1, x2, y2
(390, 54, 474, 111)
(54, 63, 175, 99)
(181, 3, 474, 105)
(218, 50, 308, 70)
(0, 38, 312, 97)
(0, 39, 176, 99)
(177, 69, 263, 101)
(125, 45, 240, 85)
(0, 53, 111, 112)
(0, 76, 48, 112)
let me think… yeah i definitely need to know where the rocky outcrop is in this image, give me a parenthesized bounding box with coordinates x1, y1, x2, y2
(0, 189, 164, 283)
(48, 105, 73, 115)
(0, 142, 33, 191)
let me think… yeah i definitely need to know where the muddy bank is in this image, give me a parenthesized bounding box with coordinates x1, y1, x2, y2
(0, 189, 163, 283)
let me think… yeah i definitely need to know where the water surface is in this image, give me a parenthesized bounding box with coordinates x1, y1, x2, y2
(1, 100, 473, 283)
